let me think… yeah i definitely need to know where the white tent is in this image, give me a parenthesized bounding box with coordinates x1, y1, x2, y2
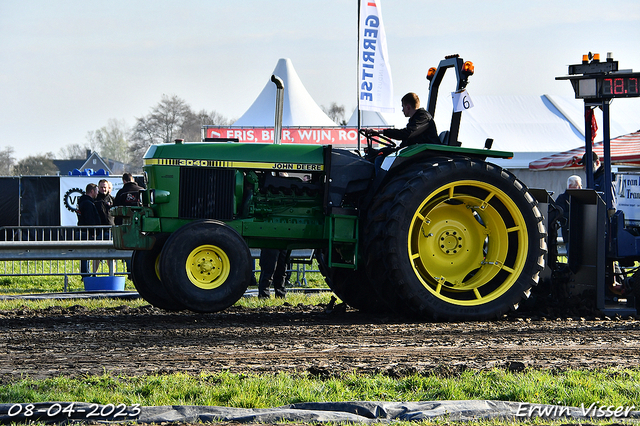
(232, 58, 336, 127)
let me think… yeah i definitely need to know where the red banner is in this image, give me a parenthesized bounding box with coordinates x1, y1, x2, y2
(203, 126, 387, 146)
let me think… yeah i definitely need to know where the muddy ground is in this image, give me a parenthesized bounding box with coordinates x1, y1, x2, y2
(2, 299, 640, 384)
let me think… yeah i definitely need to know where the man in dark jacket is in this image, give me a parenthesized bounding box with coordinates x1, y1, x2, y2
(554, 175, 582, 251)
(114, 173, 143, 275)
(382, 92, 440, 147)
(76, 183, 101, 276)
(114, 173, 144, 207)
(365, 92, 440, 149)
(579, 152, 617, 212)
(77, 183, 101, 226)
(95, 179, 115, 226)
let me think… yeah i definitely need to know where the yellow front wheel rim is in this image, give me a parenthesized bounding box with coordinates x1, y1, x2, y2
(408, 180, 529, 306)
(185, 244, 230, 290)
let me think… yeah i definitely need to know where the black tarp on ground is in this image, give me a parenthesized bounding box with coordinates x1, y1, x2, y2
(0, 177, 19, 226)
(1, 401, 639, 423)
(19, 176, 60, 226)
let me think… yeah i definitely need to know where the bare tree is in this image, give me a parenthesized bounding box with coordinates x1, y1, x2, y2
(0, 146, 16, 175)
(86, 118, 131, 163)
(130, 95, 231, 165)
(180, 109, 232, 141)
(13, 153, 58, 176)
(322, 102, 346, 125)
(130, 94, 190, 162)
(59, 143, 90, 160)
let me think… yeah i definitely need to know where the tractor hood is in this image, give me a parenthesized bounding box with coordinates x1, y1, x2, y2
(143, 142, 325, 173)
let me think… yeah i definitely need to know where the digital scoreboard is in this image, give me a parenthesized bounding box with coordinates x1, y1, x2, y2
(557, 53, 640, 100)
(602, 75, 639, 97)
(574, 73, 640, 99)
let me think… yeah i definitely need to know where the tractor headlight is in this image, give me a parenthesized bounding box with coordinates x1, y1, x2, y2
(150, 189, 170, 204)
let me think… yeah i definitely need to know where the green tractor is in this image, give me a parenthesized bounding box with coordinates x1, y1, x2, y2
(113, 55, 546, 320)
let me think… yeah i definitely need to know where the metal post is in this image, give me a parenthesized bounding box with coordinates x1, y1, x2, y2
(271, 75, 284, 145)
(584, 104, 594, 189)
(602, 100, 613, 211)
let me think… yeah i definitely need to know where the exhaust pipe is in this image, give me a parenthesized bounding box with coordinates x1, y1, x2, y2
(271, 74, 284, 145)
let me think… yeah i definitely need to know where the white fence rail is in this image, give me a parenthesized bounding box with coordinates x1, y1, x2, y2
(0, 226, 320, 287)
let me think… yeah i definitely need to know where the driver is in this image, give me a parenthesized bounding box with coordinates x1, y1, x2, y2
(365, 92, 440, 149)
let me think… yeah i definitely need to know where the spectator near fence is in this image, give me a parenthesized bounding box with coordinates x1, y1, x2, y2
(95, 178, 115, 274)
(76, 183, 101, 276)
(114, 173, 143, 275)
(114, 173, 143, 209)
(258, 249, 292, 298)
(95, 179, 115, 226)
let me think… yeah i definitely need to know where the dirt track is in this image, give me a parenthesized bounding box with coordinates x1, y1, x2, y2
(2, 301, 640, 384)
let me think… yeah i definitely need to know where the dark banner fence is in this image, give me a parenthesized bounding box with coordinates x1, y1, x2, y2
(0, 177, 20, 226)
(0, 175, 144, 228)
(0, 176, 60, 227)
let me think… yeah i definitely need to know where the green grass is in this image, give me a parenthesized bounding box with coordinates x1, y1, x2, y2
(0, 260, 329, 295)
(0, 260, 135, 294)
(2, 369, 640, 411)
(0, 292, 334, 311)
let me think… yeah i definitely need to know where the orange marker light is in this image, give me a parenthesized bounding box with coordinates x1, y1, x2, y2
(427, 67, 436, 81)
(462, 61, 474, 75)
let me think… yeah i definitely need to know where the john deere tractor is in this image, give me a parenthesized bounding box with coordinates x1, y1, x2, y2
(113, 55, 546, 320)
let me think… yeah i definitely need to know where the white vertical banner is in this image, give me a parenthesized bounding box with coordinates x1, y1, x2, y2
(358, 0, 394, 112)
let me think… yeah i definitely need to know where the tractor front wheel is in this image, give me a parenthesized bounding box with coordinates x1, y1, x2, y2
(159, 220, 253, 313)
(131, 233, 185, 311)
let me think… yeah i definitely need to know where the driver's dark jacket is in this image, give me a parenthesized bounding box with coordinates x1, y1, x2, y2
(382, 108, 440, 148)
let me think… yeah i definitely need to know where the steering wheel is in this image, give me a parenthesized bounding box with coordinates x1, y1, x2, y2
(359, 129, 397, 154)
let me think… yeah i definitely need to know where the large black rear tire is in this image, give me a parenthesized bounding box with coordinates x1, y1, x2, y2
(362, 162, 430, 313)
(160, 220, 253, 313)
(315, 250, 387, 313)
(367, 157, 546, 320)
(131, 233, 185, 311)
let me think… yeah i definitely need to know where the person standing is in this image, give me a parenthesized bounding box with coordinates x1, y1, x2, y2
(95, 179, 115, 227)
(114, 173, 144, 208)
(95, 178, 115, 274)
(76, 183, 101, 276)
(554, 175, 582, 249)
(114, 173, 144, 274)
(258, 249, 291, 298)
(580, 152, 617, 212)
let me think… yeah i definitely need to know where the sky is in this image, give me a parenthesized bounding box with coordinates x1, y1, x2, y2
(2, 0, 640, 160)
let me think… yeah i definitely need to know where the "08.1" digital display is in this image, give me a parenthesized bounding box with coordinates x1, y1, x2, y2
(601, 76, 639, 98)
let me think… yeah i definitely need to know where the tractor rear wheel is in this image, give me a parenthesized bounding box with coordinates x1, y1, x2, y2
(131, 233, 185, 311)
(315, 250, 387, 313)
(368, 157, 546, 320)
(159, 220, 253, 313)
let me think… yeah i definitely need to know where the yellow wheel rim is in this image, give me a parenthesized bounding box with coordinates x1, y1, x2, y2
(408, 180, 529, 306)
(154, 255, 162, 281)
(185, 244, 230, 290)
